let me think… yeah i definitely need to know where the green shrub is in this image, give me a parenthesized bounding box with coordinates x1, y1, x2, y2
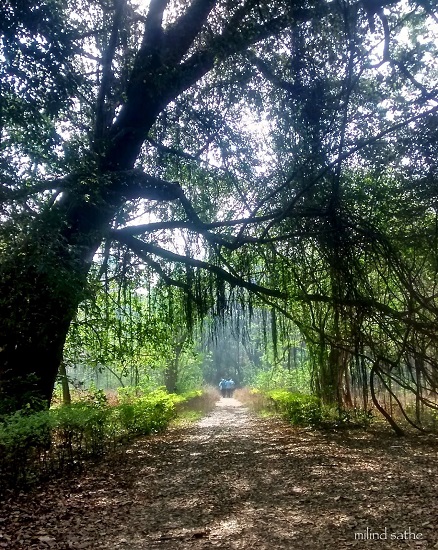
(180, 389, 203, 401)
(0, 375, 49, 418)
(117, 389, 179, 433)
(0, 387, 188, 495)
(267, 390, 323, 426)
(0, 409, 54, 486)
(265, 390, 373, 429)
(53, 402, 111, 459)
(331, 406, 374, 428)
(0, 409, 53, 450)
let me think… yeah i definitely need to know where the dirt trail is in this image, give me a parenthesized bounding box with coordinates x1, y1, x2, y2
(1, 398, 437, 549)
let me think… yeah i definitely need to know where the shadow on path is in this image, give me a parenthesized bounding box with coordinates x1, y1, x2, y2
(1, 398, 437, 549)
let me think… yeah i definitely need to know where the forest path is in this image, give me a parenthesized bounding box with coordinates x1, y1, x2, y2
(1, 398, 437, 549)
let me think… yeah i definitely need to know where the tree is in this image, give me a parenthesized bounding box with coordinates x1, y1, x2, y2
(0, 0, 437, 422)
(0, 0, 294, 410)
(227, 1, 438, 429)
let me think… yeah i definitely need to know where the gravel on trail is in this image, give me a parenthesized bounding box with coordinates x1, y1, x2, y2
(1, 398, 437, 549)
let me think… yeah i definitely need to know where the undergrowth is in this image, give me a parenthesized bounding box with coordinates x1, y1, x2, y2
(0, 386, 210, 495)
(238, 387, 373, 430)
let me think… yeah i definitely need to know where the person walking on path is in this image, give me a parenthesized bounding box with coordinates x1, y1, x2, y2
(219, 378, 227, 398)
(224, 378, 235, 398)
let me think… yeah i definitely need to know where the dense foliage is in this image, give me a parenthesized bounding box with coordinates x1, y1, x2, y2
(0, 0, 437, 433)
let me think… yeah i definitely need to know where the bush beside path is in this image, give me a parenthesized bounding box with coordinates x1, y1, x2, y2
(0, 398, 437, 549)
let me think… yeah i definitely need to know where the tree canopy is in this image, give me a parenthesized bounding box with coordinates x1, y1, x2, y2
(0, 0, 437, 431)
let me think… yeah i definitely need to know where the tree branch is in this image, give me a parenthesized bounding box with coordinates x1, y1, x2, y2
(107, 5, 295, 169)
(94, 0, 127, 152)
(115, 211, 283, 235)
(138, 252, 203, 306)
(107, 169, 183, 200)
(247, 51, 295, 94)
(0, 175, 76, 203)
(146, 137, 201, 161)
(111, 232, 287, 299)
(260, 103, 438, 237)
(161, 0, 217, 65)
(138, 0, 169, 56)
(169, 13, 292, 102)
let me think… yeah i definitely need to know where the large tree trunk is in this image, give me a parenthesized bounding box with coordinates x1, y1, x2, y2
(0, 284, 79, 411)
(164, 331, 187, 393)
(0, 202, 106, 411)
(164, 361, 179, 395)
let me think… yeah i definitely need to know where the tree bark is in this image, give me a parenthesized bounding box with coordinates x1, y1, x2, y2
(59, 362, 71, 406)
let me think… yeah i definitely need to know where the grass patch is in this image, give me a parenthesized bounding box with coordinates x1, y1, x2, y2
(234, 387, 266, 412)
